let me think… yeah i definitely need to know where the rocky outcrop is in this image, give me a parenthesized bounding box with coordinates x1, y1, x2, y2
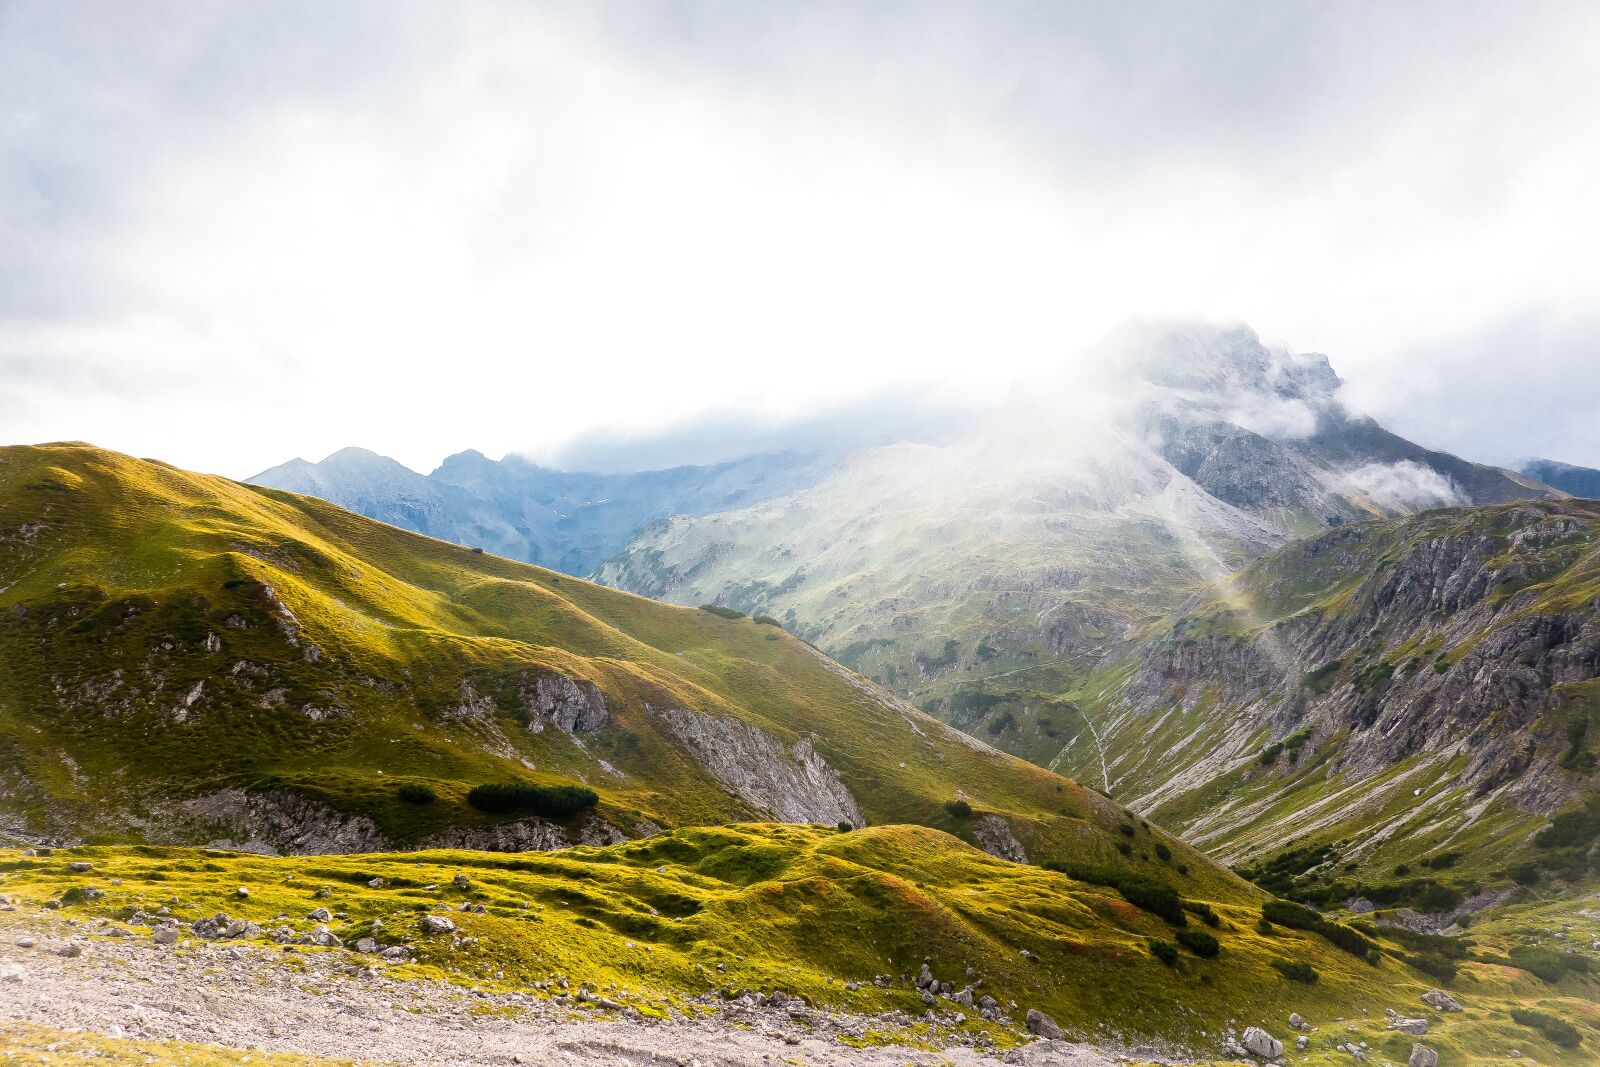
(648, 705, 865, 826)
(971, 814, 1028, 863)
(421, 812, 626, 852)
(175, 789, 387, 855)
(524, 673, 608, 733)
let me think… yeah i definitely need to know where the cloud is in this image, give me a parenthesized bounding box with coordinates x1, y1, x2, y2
(1, 2, 1598, 475)
(1339, 461, 1466, 512)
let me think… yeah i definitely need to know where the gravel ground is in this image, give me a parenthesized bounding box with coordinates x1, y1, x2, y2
(0, 918, 1127, 1067)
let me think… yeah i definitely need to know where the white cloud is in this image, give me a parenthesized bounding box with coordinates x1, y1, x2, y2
(1339, 461, 1466, 512)
(1, 1, 1598, 476)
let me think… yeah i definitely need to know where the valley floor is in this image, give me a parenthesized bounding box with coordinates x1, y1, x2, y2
(0, 915, 1121, 1067)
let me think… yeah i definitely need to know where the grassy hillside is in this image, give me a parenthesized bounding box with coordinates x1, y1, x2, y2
(0, 442, 1227, 896)
(7, 826, 1594, 1060)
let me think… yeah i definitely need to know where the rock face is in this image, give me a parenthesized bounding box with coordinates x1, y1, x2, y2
(1073, 499, 1600, 870)
(1387, 1012, 1429, 1036)
(970, 814, 1028, 864)
(648, 705, 865, 827)
(175, 789, 387, 856)
(1241, 1026, 1282, 1059)
(525, 673, 607, 733)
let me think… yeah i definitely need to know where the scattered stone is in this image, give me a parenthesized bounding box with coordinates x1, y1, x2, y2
(1288, 1012, 1306, 1030)
(1408, 1044, 1439, 1067)
(354, 937, 381, 954)
(0, 963, 23, 982)
(367, 877, 386, 889)
(191, 912, 234, 939)
(104, 927, 132, 938)
(15, 938, 34, 949)
(1386, 1010, 1429, 1036)
(222, 919, 262, 940)
(1421, 989, 1462, 1013)
(308, 907, 333, 922)
(68, 861, 94, 873)
(304, 925, 343, 949)
(235, 887, 250, 898)
(1242, 1026, 1283, 1060)
(453, 874, 472, 890)
(314, 887, 333, 899)
(1025, 1009, 1063, 1040)
(1296, 1036, 1309, 1051)
(419, 915, 456, 936)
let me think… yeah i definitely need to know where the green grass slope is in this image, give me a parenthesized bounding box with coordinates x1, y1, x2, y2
(0, 442, 1216, 892)
(9, 826, 1593, 1059)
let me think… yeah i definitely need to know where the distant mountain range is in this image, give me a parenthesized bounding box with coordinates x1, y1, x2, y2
(1523, 457, 1600, 500)
(249, 446, 837, 575)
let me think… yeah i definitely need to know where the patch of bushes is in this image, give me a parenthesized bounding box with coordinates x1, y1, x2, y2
(397, 783, 436, 805)
(1114, 840, 1132, 856)
(1420, 850, 1462, 870)
(1175, 928, 1219, 957)
(836, 820, 853, 832)
(698, 604, 747, 620)
(1154, 841, 1172, 862)
(1270, 959, 1318, 983)
(1507, 944, 1594, 983)
(1044, 861, 1186, 925)
(1504, 861, 1543, 886)
(1236, 843, 1337, 896)
(1148, 939, 1178, 966)
(1184, 901, 1220, 927)
(986, 710, 1016, 735)
(1380, 927, 1472, 960)
(1301, 659, 1343, 693)
(1399, 951, 1458, 982)
(1534, 794, 1600, 849)
(1118, 823, 1136, 837)
(915, 639, 961, 672)
(943, 798, 973, 818)
(1511, 1008, 1582, 1049)
(1261, 899, 1379, 962)
(1259, 741, 1284, 766)
(752, 614, 783, 627)
(466, 782, 599, 817)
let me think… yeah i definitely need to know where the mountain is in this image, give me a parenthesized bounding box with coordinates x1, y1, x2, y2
(1524, 458, 1600, 500)
(249, 446, 838, 575)
(0, 441, 1211, 887)
(1048, 498, 1600, 899)
(596, 321, 1555, 710)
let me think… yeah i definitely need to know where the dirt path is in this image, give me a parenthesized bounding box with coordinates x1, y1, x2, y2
(0, 918, 1127, 1067)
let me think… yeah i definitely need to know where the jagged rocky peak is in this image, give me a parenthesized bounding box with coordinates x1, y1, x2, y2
(1097, 318, 1341, 402)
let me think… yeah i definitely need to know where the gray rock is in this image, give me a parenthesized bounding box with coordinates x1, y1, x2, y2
(152, 926, 180, 945)
(68, 862, 93, 873)
(419, 914, 456, 935)
(1408, 1045, 1438, 1067)
(235, 887, 250, 898)
(1288, 1011, 1306, 1030)
(304, 925, 343, 948)
(1025, 1009, 1063, 1040)
(57, 942, 84, 958)
(221, 919, 261, 940)
(366, 877, 385, 889)
(952, 987, 974, 1007)
(190, 912, 233, 939)
(1421, 989, 1462, 1013)
(307, 907, 333, 922)
(1387, 1012, 1429, 1036)
(0, 963, 23, 982)
(452, 873, 472, 890)
(1296, 1036, 1309, 1051)
(380, 946, 412, 961)
(354, 937, 381, 954)
(1242, 1026, 1283, 1059)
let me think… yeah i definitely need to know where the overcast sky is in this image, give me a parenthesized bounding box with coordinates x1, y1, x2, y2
(3, 1, 1598, 477)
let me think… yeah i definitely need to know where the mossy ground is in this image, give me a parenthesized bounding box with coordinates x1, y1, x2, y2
(0, 1022, 350, 1066)
(4, 826, 1593, 1061)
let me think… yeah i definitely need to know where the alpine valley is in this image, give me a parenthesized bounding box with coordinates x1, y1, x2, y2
(2, 324, 1597, 1065)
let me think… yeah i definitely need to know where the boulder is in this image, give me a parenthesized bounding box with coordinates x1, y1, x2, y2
(1025, 1009, 1064, 1040)
(0, 963, 23, 982)
(190, 912, 232, 939)
(304, 925, 343, 948)
(152, 926, 179, 945)
(68, 862, 93, 873)
(1408, 1045, 1438, 1067)
(221, 919, 261, 940)
(1387, 1012, 1429, 1036)
(1421, 989, 1462, 1013)
(1242, 1026, 1283, 1059)
(1288, 1011, 1306, 1030)
(419, 914, 456, 935)
(307, 907, 333, 922)
(453, 873, 472, 890)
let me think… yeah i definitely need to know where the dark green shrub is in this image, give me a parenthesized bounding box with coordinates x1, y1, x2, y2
(470, 546, 485, 554)
(1393, 863, 1411, 876)
(1261, 899, 1379, 960)
(944, 798, 973, 818)
(1271, 959, 1319, 983)
(836, 821, 853, 832)
(1508, 944, 1594, 983)
(1534, 794, 1600, 849)
(1421, 850, 1462, 870)
(1256, 917, 1276, 936)
(397, 783, 436, 805)
(466, 782, 599, 817)
(986, 711, 1016, 735)
(1149, 939, 1178, 966)
(1114, 840, 1132, 856)
(752, 614, 783, 627)
(1400, 952, 1458, 982)
(1511, 1008, 1582, 1049)
(1505, 861, 1543, 886)
(1154, 841, 1172, 862)
(1259, 741, 1284, 766)
(1176, 928, 1219, 957)
(698, 604, 746, 620)
(1184, 901, 1220, 927)
(1045, 861, 1186, 925)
